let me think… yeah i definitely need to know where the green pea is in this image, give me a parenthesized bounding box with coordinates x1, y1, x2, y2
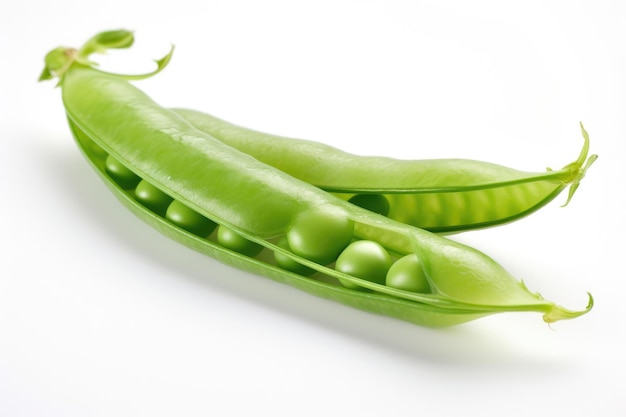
(135, 179, 173, 215)
(386, 254, 430, 293)
(217, 225, 263, 257)
(287, 208, 354, 265)
(104, 154, 141, 189)
(70, 124, 108, 158)
(165, 200, 216, 237)
(348, 194, 390, 216)
(335, 240, 392, 290)
(89, 141, 108, 158)
(273, 236, 315, 276)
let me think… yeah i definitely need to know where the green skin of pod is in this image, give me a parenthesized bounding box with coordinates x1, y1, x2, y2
(45, 31, 592, 327)
(172, 109, 596, 233)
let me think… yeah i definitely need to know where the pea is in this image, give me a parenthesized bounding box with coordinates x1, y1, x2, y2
(348, 194, 390, 216)
(217, 225, 263, 257)
(72, 126, 108, 158)
(104, 154, 140, 189)
(386, 254, 430, 293)
(287, 208, 353, 265)
(165, 200, 216, 237)
(335, 240, 392, 289)
(135, 179, 173, 215)
(273, 236, 315, 276)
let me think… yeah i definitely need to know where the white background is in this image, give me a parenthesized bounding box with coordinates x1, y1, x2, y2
(2, 1, 625, 416)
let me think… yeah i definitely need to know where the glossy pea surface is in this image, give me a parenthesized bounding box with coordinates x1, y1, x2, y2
(335, 240, 392, 289)
(166, 200, 216, 237)
(217, 225, 263, 257)
(386, 254, 430, 293)
(135, 179, 173, 215)
(273, 236, 315, 276)
(105, 155, 140, 189)
(287, 209, 354, 265)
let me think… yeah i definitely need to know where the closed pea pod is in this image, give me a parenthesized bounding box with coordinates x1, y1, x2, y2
(173, 109, 597, 233)
(42, 30, 592, 328)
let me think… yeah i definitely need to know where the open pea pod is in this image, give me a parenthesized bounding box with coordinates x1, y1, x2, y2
(173, 109, 597, 233)
(41, 30, 592, 328)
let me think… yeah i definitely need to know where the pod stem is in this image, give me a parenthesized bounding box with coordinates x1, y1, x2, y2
(39, 29, 174, 84)
(560, 122, 598, 207)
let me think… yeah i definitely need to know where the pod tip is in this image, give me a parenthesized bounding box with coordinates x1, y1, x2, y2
(542, 292, 594, 323)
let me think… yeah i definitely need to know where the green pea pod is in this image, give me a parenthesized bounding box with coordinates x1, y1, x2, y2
(172, 108, 597, 233)
(41, 30, 592, 328)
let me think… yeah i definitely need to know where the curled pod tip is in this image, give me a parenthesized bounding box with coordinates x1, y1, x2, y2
(542, 292, 594, 324)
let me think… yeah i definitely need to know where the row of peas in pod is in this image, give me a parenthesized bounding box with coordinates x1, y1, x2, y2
(104, 152, 431, 295)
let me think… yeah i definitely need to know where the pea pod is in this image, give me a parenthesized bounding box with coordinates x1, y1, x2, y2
(173, 108, 597, 233)
(41, 30, 592, 328)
